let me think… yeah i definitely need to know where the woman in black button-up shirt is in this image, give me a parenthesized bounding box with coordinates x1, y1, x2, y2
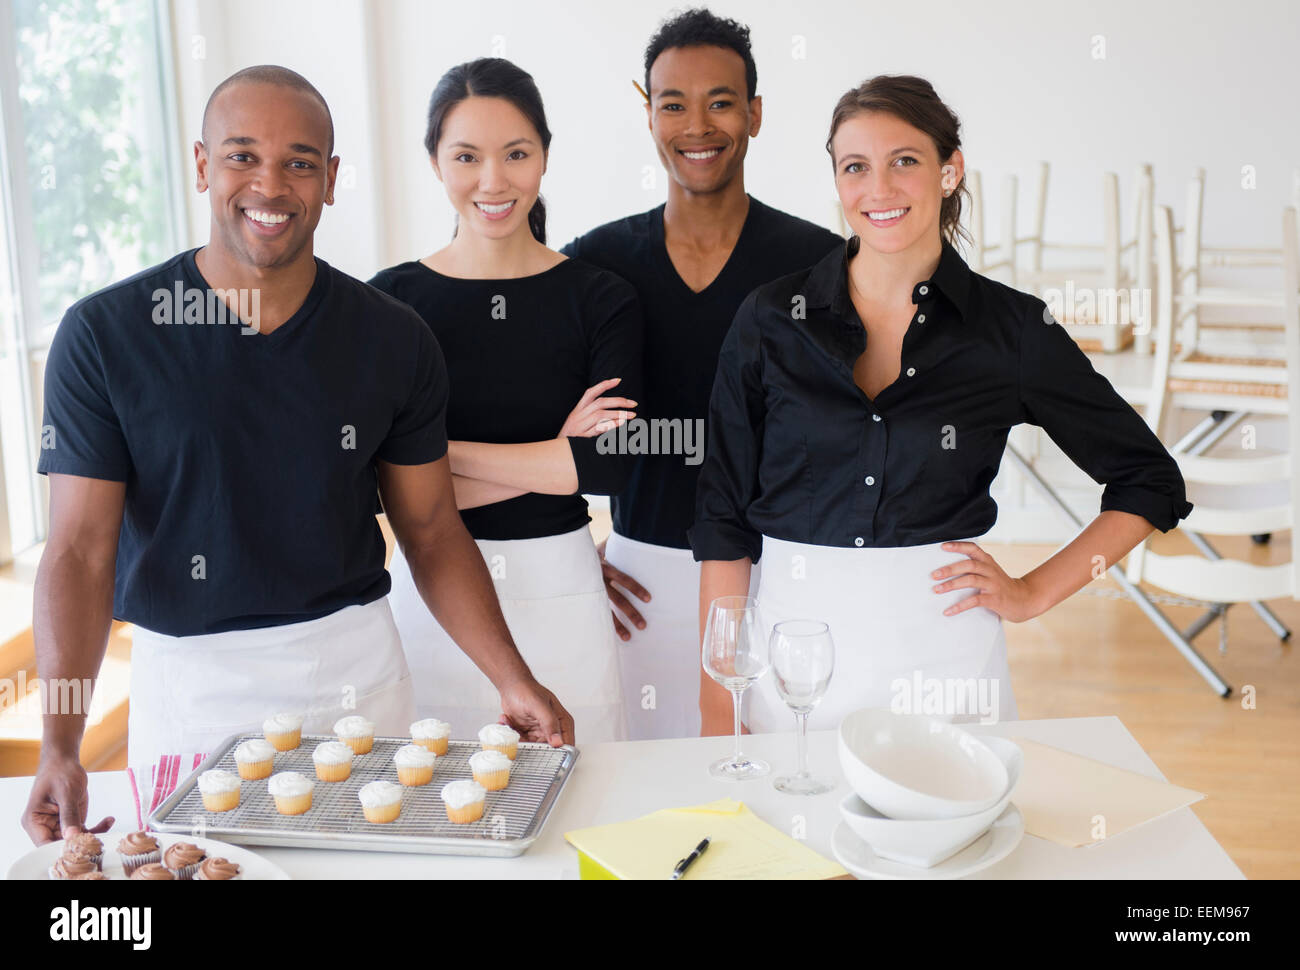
(690, 75, 1191, 736)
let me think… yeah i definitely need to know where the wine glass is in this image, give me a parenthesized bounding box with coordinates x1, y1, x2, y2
(769, 619, 835, 795)
(702, 595, 770, 780)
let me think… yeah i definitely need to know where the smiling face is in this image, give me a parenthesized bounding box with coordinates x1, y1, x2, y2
(430, 96, 546, 241)
(831, 110, 962, 256)
(645, 44, 760, 195)
(195, 82, 338, 271)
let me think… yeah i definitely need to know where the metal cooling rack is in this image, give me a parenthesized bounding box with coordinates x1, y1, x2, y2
(148, 733, 579, 857)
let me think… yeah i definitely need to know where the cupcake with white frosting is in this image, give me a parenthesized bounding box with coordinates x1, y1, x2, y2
(263, 713, 303, 751)
(441, 780, 486, 824)
(410, 717, 451, 755)
(393, 743, 437, 786)
(197, 769, 241, 812)
(334, 715, 376, 755)
(268, 771, 314, 816)
(358, 781, 404, 824)
(469, 749, 512, 791)
(478, 723, 520, 760)
(233, 737, 277, 780)
(312, 740, 355, 782)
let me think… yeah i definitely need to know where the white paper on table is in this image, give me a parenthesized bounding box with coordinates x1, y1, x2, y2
(1007, 737, 1205, 847)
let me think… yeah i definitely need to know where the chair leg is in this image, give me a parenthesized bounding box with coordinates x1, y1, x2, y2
(1172, 410, 1233, 454)
(1004, 444, 1233, 695)
(1184, 532, 1292, 640)
(1182, 604, 1224, 642)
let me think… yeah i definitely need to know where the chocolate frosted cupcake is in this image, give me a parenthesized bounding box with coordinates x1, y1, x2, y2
(63, 831, 104, 869)
(161, 841, 206, 880)
(70, 870, 110, 880)
(48, 854, 99, 880)
(117, 831, 161, 876)
(193, 856, 242, 881)
(129, 862, 175, 880)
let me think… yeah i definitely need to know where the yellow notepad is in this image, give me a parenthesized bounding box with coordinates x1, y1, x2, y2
(564, 798, 847, 880)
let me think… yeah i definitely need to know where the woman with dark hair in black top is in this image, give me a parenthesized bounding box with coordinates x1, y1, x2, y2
(370, 58, 644, 742)
(691, 75, 1191, 735)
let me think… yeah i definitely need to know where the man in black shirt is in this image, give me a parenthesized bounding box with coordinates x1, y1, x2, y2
(22, 66, 573, 845)
(561, 9, 843, 739)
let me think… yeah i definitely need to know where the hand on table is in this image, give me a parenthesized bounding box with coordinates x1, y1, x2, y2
(930, 541, 1044, 623)
(21, 751, 115, 846)
(498, 677, 576, 747)
(595, 538, 651, 641)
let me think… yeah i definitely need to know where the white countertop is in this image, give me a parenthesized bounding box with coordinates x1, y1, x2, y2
(1, 716, 1243, 879)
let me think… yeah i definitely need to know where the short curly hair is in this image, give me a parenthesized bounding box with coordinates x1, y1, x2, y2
(643, 7, 757, 100)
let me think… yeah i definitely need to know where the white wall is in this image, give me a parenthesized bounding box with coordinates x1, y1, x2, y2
(171, 0, 1300, 277)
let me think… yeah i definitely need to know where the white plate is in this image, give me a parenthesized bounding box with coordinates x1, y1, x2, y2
(832, 803, 1024, 880)
(7, 831, 290, 880)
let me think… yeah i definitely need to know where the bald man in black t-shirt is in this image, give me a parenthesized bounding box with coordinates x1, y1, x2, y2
(22, 66, 573, 845)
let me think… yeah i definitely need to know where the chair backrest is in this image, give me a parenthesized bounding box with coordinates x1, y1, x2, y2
(1026, 161, 1049, 274)
(1178, 169, 1207, 351)
(964, 169, 1017, 284)
(1132, 165, 1156, 353)
(967, 170, 986, 267)
(1000, 172, 1018, 287)
(1130, 206, 1300, 602)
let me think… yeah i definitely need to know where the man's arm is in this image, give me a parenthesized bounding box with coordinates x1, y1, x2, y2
(377, 456, 574, 744)
(21, 473, 123, 844)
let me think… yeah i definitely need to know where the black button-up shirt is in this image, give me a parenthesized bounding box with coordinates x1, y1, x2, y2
(689, 237, 1193, 562)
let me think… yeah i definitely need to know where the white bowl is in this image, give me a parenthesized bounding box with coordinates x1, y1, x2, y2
(837, 709, 1009, 819)
(838, 736, 1023, 868)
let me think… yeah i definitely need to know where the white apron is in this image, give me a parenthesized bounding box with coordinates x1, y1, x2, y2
(388, 524, 627, 743)
(747, 535, 1018, 735)
(604, 530, 760, 740)
(125, 598, 415, 830)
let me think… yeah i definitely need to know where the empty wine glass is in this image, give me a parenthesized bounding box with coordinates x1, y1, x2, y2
(702, 595, 770, 780)
(770, 619, 835, 795)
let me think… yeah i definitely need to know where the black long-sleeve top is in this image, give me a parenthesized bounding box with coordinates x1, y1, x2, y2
(689, 237, 1192, 562)
(368, 257, 643, 541)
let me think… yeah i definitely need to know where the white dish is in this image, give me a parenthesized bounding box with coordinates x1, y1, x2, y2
(837, 709, 1008, 819)
(6, 831, 290, 880)
(839, 736, 1023, 867)
(832, 803, 1024, 880)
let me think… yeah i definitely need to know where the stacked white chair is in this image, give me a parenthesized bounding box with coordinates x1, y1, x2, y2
(1015, 162, 1155, 354)
(1124, 204, 1299, 677)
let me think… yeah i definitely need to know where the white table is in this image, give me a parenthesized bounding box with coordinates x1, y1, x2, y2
(1, 716, 1243, 879)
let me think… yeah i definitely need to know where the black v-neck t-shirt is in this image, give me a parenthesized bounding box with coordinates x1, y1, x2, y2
(37, 248, 450, 636)
(561, 195, 843, 549)
(367, 257, 643, 541)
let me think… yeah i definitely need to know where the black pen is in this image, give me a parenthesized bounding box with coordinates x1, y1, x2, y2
(672, 837, 711, 879)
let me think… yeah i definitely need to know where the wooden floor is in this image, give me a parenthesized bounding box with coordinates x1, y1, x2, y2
(992, 534, 1298, 881)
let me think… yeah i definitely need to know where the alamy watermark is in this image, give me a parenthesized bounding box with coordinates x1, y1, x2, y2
(596, 417, 705, 466)
(1042, 281, 1152, 336)
(0, 671, 107, 723)
(890, 671, 1001, 725)
(152, 283, 261, 334)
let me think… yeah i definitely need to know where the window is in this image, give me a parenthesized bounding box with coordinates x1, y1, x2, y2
(0, 0, 183, 558)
